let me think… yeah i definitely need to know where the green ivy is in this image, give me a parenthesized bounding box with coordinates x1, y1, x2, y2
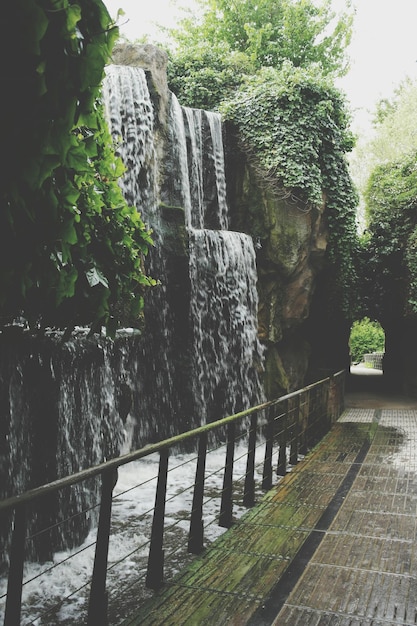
(406, 226, 417, 312)
(1, 0, 155, 335)
(220, 64, 359, 316)
(364, 150, 417, 321)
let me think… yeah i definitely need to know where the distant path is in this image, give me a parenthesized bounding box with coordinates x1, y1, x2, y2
(346, 365, 417, 409)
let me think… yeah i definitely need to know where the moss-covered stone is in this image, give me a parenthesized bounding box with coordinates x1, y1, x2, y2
(225, 124, 329, 398)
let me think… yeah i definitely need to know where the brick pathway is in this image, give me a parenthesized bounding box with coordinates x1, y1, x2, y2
(267, 408, 417, 626)
(124, 407, 417, 625)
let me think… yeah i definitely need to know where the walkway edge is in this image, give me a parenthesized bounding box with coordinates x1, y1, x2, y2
(124, 422, 377, 626)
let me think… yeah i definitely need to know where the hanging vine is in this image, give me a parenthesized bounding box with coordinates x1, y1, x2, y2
(220, 64, 360, 317)
(0, 0, 155, 336)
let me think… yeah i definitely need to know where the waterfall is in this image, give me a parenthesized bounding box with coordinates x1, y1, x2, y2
(103, 64, 157, 220)
(0, 335, 127, 565)
(166, 92, 265, 422)
(106, 64, 265, 425)
(180, 106, 229, 230)
(189, 229, 264, 422)
(1, 62, 265, 569)
(103, 66, 187, 441)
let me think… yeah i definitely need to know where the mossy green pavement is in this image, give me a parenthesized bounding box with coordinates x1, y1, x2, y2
(124, 420, 378, 626)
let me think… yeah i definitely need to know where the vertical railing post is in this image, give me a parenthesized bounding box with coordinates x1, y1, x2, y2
(146, 448, 169, 590)
(277, 400, 288, 476)
(219, 422, 235, 528)
(87, 468, 118, 626)
(299, 389, 309, 456)
(327, 372, 344, 425)
(325, 376, 331, 432)
(290, 394, 300, 466)
(262, 406, 274, 491)
(243, 413, 258, 507)
(327, 373, 335, 424)
(188, 432, 208, 554)
(336, 371, 345, 418)
(4, 504, 26, 626)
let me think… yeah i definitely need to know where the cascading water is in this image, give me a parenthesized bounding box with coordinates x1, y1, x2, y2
(103, 65, 265, 429)
(103, 65, 194, 441)
(1, 62, 265, 574)
(181, 106, 229, 230)
(103, 64, 157, 217)
(189, 229, 264, 423)
(0, 335, 128, 567)
(167, 94, 265, 423)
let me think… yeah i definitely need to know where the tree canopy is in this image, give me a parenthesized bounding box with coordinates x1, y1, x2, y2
(166, 0, 354, 109)
(362, 150, 417, 321)
(1, 0, 155, 336)
(352, 77, 417, 323)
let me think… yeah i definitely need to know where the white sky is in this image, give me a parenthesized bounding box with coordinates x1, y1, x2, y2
(104, 0, 417, 134)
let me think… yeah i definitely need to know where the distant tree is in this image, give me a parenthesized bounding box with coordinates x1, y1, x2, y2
(363, 150, 417, 320)
(350, 77, 417, 222)
(167, 40, 252, 110)
(370, 78, 417, 165)
(166, 0, 354, 109)
(349, 317, 385, 363)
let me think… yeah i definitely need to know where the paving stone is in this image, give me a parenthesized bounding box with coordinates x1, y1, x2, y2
(124, 406, 417, 626)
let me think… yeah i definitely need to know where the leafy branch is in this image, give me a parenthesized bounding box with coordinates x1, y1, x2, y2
(0, 0, 155, 336)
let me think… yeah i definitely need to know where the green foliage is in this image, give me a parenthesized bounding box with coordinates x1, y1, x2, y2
(1, 0, 154, 335)
(221, 64, 359, 316)
(406, 226, 417, 312)
(365, 154, 417, 220)
(362, 150, 417, 321)
(166, 41, 252, 110)
(356, 78, 417, 325)
(350, 77, 417, 225)
(370, 78, 417, 165)
(349, 317, 385, 363)
(166, 0, 353, 110)
(163, 0, 358, 317)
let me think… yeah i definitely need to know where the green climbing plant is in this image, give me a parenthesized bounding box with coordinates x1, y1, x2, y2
(1, 0, 155, 336)
(364, 150, 417, 321)
(220, 64, 359, 316)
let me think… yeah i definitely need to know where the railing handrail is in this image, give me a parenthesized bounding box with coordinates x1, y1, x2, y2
(0, 371, 344, 514)
(1, 369, 346, 625)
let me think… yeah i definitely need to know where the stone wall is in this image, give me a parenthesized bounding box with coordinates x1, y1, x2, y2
(224, 125, 330, 396)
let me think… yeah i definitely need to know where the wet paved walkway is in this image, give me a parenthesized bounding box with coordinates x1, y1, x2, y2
(125, 379, 417, 625)
(268, 407, 417, 626)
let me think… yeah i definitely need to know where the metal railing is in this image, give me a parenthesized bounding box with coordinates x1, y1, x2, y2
(0, 370, 345, 625)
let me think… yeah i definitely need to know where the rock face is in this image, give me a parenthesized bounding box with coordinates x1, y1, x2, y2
(111, 43, 170, 131)
(109, 44, 331, 399)
(224, 131, 329, 395)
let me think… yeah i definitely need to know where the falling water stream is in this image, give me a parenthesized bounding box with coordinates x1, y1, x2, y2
(0, 63, 265, 623)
